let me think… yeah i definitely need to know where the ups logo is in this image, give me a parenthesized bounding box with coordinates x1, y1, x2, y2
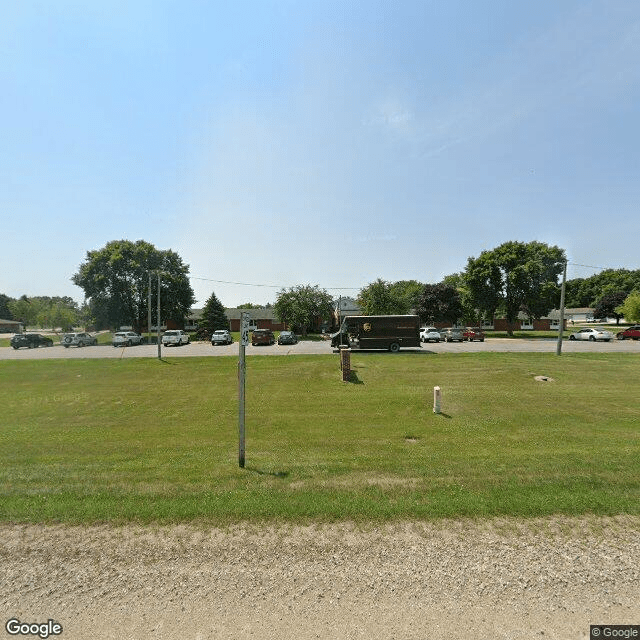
(363, 322, 372, 332)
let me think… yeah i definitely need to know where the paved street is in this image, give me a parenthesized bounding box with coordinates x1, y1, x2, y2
(1, 337, 638, 359)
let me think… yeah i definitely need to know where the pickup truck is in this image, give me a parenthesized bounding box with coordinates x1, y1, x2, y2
(161, 330, 190, 347)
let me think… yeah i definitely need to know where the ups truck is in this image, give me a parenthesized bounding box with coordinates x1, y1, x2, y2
(330, 315, 421, 352)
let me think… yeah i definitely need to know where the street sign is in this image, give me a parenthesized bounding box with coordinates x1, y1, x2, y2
(241, 312, 250, 346)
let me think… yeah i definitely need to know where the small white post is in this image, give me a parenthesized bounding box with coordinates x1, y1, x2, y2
(433, 386, 441, 414)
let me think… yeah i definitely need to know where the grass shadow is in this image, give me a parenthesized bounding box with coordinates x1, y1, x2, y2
(245, 466, 290, 479)
(347, 368, 365, 385)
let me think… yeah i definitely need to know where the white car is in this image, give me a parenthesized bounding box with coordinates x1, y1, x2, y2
(112, 331, 142, 347)
(161, 330, 190, 347)
(568, 328, 613, 342)
(211, 330, 233, 345)
(420, 327, 441, 343)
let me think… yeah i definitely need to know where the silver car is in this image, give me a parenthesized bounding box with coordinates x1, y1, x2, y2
(568, 328, 613, 342)
(62, 332, 98, 348)
(439, 327, 464, 342)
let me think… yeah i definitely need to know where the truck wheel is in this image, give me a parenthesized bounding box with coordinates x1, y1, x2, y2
(389, 342, 400, 353)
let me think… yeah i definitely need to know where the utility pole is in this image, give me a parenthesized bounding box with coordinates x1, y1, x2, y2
(556, 260, 567, 355)
(157, 271, 162, 359)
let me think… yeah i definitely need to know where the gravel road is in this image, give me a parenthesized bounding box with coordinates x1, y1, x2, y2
(2, 516, 639, 640)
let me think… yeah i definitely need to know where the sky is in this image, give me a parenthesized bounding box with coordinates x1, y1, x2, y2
(2, 0, 639, 308)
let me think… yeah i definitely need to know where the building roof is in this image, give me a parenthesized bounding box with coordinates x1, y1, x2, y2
(225, 307, 279, 321)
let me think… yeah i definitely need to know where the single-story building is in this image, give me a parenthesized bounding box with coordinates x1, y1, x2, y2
(333, 297, 361, 329)
(226, 307, 287, 332)
(0, 318, 24, 333)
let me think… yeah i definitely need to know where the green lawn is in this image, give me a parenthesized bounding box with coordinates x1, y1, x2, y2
(1, 353, 638, 524)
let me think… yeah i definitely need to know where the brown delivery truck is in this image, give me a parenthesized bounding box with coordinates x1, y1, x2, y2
(330, 315, 421, 352)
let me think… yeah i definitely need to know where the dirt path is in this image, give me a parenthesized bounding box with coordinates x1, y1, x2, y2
(2, 516, 639, 640)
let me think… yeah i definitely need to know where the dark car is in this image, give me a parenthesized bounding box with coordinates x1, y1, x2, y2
(616, 325, 640, 340)
(277, 331, 298, 345)
(463, 327, 485, 342)
(251, 329, 275, 346)
(10, 333, 54, 349)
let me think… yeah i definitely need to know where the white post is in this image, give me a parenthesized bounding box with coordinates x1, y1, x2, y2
(433, 386, 441, 414)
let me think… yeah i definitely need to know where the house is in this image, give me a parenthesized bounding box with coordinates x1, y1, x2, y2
(333, 297, 361, 329)
(226, 307, 287, 332)
(0, 318, 24, 333)
(482, 311, 567, 332)
(554, 308, 595, 324)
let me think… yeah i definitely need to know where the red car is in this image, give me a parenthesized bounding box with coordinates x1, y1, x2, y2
(463, 327, 485, 342)
(616, 325, 640, 340)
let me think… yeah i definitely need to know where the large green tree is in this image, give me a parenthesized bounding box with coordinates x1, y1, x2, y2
(565, 269, 640, 308)
(274, 285, 333, 336)
(0, 294, 14, 320)
(416, 283, 463, 325)
(72, 240, 195, 331)
(357, 278, 423, 315)
(593, 290, 628, 324)
(616, 290, 640, 323)
(465, 241, 566, 335)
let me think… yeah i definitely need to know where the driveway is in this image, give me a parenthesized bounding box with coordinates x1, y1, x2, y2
(1, 338, 638, 359)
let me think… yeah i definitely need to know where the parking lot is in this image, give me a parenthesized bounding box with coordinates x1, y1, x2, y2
(1, 336, 638, 359)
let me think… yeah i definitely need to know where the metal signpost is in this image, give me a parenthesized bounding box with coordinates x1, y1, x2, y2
(238, 312, 249, 468)
(556, 260, 567, 356)
(157, 271, 162, 360)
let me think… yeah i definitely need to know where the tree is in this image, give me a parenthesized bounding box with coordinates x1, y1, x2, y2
(72, 240, 195, 331)
(389, 280, 424, 313)
(416, 283, 463, 325)
(196, 291, 229, 339)
(357, 278, 419, 315)
(593, 290, 628, 324)
(565, 269, 640, 308)
(465, 241, 566, 335)
(0, 294, 14, 320)
(616, 291, 640, 324)
(273, 285, 333, 336)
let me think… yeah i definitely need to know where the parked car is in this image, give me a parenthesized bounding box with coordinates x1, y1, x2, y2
(211, 329, 233, 345)
(463, 327, 485, 342)
(161, 330, 190, 346)
(419, 327, 440, 343)
(277, 330, 298, 345)
(62, 332, 98, 348)
(10, 333, 54, 349)
(616, 325, 640, 340)
(568, 328, 613, 342)
(439, 327, 464, 342)
(112, 331, 142, 347)
(251, 329, 275, 346)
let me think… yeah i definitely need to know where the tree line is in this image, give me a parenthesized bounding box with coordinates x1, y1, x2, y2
(4, 239, 639, 333)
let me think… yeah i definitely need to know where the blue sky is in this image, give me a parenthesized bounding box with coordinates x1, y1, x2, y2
(2, 0, 639, 307)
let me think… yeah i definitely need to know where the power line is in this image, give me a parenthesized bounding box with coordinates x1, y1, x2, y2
(191, 276, 360, 290)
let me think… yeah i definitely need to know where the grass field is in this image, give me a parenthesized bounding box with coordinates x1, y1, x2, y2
(1, 353, 638, 524)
